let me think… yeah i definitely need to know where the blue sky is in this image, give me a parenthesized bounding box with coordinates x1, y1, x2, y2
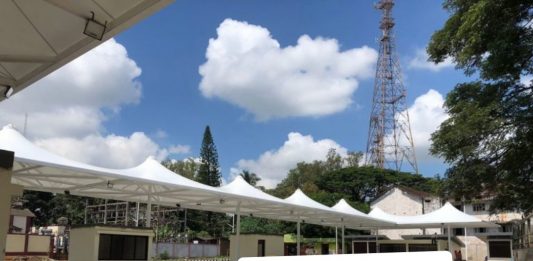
(0, 1, 469, 188)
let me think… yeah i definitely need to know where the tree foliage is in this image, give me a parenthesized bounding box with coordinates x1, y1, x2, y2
(428, 0, 533, 214)
(194, 125, 228, 237)
(161, 158, 199, 180)
(239, 170, 261, 186)
(197, 126, 222, 187)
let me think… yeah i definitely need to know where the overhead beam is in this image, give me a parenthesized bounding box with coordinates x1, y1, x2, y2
(0, 76, 15, 86)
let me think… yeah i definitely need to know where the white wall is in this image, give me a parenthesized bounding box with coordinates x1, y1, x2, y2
(371, 188, 441, 239)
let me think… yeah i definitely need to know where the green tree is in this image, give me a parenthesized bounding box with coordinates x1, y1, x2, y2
(197, 126, 222, 186)
(345, 151, 364, 168)
(428, 0, 533, 214)
(195, 125, 228, 237)
(239, 170, 261, 186)
(161, 158, 199, 180)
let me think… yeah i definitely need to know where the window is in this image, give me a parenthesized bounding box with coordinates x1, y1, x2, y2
(257, 239, 265, 257)
(98, 234, 148, 260)
(474, 227, 486, 233)
(353, 242, 367, 254)
(473, 203, 486, 212)
(408, 244, 438, 252)
(379, 243, 406, 253)
(352, 242, 377, 254)
(488, 240, 511, 258)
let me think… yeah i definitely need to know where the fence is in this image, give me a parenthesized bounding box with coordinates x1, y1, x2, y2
(154, 242, 221, 258)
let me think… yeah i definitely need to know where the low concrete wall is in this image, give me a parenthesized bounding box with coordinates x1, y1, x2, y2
(5, 234, 25, 252)
(229, 234, 283, 261)
(28, 235, 51, 252)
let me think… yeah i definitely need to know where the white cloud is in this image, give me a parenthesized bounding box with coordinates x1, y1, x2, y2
(408, 49, 454, 72)
(0, 39, 187, 168)
(233, 132, 348, 188)
(35, 133, 171, 169)
(0, 39, 142, 139)
(168, 145, 191, 154)
(406, 89, 449, 161)
(199, 19, 378, 121)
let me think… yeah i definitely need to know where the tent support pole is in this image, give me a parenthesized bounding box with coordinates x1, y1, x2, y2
(376, 228, 379, 253)
(297, 221, 301, 256)
(335, 226, 338, 254)
(235, 202, 241, 261)
(341, 225, 345, 254)
(104, 199, 107, 224)
(125, 202, 129, 225)
(146, 197, 152, 227)
(465, 227, 468, 261)
(447, 224, 451, 253)
(135, 202, 140, 227)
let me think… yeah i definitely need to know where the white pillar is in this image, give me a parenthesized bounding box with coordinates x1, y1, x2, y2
(125, 202, 129, 225)
(335, 226, 338, 254)
(447, 224, 452, 253)
(341, 225, 345, 254)
(103, 199, 108, 224)
(376, 228, 379, 253)
(135, 202, 140, 227)
(0, 166, 13, 259)
(465, 227, 468, 261)
(235, 202, 241, 261)
(297, 221, 301, 256)
(146, 200, 152, 227)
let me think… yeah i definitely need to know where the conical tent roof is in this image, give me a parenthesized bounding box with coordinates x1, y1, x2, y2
(0, 124, 225, 208)
(332, 199, 368, 217)
(284, 189, 394, 228)
(216, 176, 295, 217)
(369, 202, 499, 228)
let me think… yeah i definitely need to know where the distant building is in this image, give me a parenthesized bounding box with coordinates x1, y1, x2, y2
(366, 186, 531, 261)
(6, 208, 51, 260)
(370, 186, 441, 240)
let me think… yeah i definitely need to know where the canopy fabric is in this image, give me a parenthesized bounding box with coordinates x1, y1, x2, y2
(0, 124, 225, 208)
(368, 202, 499, 228)
(332, 199, 368, 217)
(0, 0, 172, 101)
(284, 190, 391, 228)
(0, 125, 393, 229)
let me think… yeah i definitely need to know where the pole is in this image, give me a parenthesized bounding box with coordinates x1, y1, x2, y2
(125, 202, 129, 226)
(335, 226, 338, 254)
(103, 199, 107, 224)
(146, 200, 152, 227)
(297, 221, 301, 256)
(376, 228, 379, 253)
(447, 224, 451, 253)
(341, 225, 345, 254)
(235, 202, 241, 261)
(465, 226, 468, 261)
(135, 202, 140, 227)
(84, 198, 88, 225)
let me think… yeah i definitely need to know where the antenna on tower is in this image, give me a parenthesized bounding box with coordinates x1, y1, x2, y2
(365, 0, 418, 174)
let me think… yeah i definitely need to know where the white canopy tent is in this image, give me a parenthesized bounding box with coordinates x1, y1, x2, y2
(0, 0, 173, 101)
(0, 125, 395, 260)
(369, 202, 499, 255)
(368, 203, 498, 228)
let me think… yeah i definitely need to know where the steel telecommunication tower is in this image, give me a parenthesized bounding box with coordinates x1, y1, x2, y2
(365, 0, 418, 174)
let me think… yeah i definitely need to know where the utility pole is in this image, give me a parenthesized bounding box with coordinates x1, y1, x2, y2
(365, 0, 418, 174)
